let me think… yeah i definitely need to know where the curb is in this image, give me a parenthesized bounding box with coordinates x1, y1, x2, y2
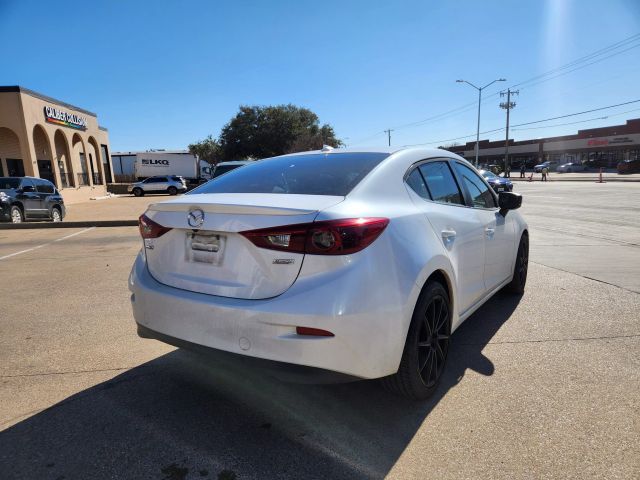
(0, 220, 138, 230)
(511, 177, 640, 183)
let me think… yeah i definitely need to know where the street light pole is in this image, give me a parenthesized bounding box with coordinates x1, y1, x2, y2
(456, 78, 506, 167)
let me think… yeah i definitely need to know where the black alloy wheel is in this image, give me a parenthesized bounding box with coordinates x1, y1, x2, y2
(417, 294, 450, 388)
(133, 187, 144, 197)
(506, 233, 529, 294)
(382, 281, 451, 400)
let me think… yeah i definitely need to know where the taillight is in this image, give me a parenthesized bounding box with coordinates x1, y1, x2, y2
(240, 218, 389, 255)
(138, 214, 172, 239)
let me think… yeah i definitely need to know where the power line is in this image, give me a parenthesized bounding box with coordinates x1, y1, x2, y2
(512, 116, 609, 131)
(350, 32, 640, 143)
(512, 106, 640, 131)
(402, 98, 640, 147)
(516, 42, 640, 92)
(511, 99, 640, 127)
(511, 33, 640, 89)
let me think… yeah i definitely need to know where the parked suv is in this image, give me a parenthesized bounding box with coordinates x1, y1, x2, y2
(0, 176, 65, 223)
(128, 176, 187, 197)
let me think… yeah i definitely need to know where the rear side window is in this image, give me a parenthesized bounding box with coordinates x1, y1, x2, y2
(20, 178, 36, 190)
(418, 162, 464, 205)
(453, 162, 496, 209)
(192, 152, 390, 196)
(405, 168, 430, 199)
(35, 179, 55, 194)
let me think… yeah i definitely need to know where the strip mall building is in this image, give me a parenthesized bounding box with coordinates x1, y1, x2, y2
(0, 86, 114, 204)
(446, 118, 640, 168)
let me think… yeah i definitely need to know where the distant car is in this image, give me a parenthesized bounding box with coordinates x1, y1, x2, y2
(0, 176, 65, 223)
(128, 175, 187, 197)
(617, 159, 640, 174)
(556, 162, 586, 173)
(534, 161, 554, 173)
(212, 161, 253, 178)
(479, 169, 513, 192)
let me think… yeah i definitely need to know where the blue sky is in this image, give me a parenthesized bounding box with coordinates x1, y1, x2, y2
(1, 0, 639, 152)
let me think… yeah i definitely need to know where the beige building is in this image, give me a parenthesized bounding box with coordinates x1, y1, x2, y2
(0, 86, 114, 204)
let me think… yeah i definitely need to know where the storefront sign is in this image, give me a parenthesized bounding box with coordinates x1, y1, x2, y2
(44, 106, 87, 130)
(587, 137, 632, 147)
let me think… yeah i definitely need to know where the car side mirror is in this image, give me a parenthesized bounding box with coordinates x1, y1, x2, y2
(498, 191, 522, 216)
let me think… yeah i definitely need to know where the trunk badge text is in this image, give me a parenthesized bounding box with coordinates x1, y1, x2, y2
(187, 209, 205, 228)
(273, 259, 295, 265)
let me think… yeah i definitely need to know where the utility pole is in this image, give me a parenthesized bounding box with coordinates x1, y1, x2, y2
(384, 129, 393, 146)
(500, 89, 518, 176)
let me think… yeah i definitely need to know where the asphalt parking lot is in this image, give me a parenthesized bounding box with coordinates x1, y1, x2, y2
(0, 182, 638, 479)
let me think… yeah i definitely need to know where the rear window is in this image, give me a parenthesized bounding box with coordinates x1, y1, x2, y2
(191, 152, 390, 196)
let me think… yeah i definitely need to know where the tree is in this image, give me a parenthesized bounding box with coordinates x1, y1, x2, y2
(217, 104, 342, 161)
(188, 135, 222, 167)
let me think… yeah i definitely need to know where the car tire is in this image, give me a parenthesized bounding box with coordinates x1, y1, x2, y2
(382, 281, 451, 400)
(51, 207, 62, 222)
(133, 188, 144, 197)
(505, 233, 529, 294)
(10, 205, 24, 223)
(168, 186, 178, 195)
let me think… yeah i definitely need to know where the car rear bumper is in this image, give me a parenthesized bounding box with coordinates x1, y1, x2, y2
(136, 323, 360, 383)
(129, 251, 409, 379)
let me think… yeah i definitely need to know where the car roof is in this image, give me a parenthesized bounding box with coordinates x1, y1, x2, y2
(0, 176, 53, 183)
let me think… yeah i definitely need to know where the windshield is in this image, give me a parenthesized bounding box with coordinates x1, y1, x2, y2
(190, 152, 390, 196)
(0, 178, 20, 190)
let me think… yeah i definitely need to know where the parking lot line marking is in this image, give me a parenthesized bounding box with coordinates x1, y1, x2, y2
(0, 227, 96, 261)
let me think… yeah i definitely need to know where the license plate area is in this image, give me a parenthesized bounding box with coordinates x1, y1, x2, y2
(187, 232, 225, 264)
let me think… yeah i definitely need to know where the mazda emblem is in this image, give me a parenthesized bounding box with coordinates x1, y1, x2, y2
(187, 209, 205, 228)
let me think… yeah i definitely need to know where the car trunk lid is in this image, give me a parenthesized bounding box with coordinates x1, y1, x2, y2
(142, 193, 344, 299)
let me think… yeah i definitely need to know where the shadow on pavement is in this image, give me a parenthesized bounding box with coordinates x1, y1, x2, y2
(0, 293, 521, 480)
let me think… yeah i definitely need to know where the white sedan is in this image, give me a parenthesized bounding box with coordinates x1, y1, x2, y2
(129, 147, 528, 399)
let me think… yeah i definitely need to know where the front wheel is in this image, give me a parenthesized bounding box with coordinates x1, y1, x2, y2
(382, 281, 451, 400)
(10, 205, 24, 223)
(506, 233, 529, 294)
(168, 186, 178, 195)
(133, 188, 144, 197)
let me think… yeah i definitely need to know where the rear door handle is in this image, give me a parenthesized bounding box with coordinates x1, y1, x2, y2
(441, 229, 457, 242)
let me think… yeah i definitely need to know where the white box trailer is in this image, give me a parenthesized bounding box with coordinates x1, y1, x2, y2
(134, 151, 212, 182)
